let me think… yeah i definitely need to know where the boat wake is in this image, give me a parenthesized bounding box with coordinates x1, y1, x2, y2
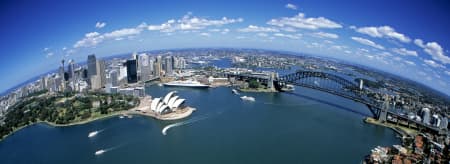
(94, 143, 126, 156)
(162, 114, 217, 136)
(88, 129, 105, 138)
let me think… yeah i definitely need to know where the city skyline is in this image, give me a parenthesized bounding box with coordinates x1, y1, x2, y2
(1, 0, 450, 95)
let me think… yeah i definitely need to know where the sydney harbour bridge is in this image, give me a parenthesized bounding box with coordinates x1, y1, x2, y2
(227, 70, 443, 134)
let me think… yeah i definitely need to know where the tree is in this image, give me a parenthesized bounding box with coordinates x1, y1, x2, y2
(248, 79, 260, 89)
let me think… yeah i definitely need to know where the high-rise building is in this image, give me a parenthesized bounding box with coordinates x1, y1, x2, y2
(98, 60, 106, 87)
(138, 53, 151, 82)
(126, 59, 138, 83)
(109, 70, 119, 87)
(87, 54, 97, 79)
(67, 59, 75, 80)
(153, 56, 162, 77)
(165, 56, 173, 75)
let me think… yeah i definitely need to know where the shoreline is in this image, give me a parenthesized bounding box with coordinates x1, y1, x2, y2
(363, 117, 417, 138)
(0, 110, 129, 142)
(238, 88, 277, 93)
(0, 97, 195, 142)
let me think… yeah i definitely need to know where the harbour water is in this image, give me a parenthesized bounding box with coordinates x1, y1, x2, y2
(0, 85, 400, 163)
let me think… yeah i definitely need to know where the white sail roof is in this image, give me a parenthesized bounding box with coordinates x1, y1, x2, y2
(157, 104, 169, 113)
(163, 91, 176, 104)
(168, 96, 179, 108)
(172, 99, 185, 109)
(151, 98, 161, 111)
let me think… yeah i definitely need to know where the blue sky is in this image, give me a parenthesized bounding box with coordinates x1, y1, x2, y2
(0, 0, 449, 95)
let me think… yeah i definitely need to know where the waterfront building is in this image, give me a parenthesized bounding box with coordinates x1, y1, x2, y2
(150, 91, 186, 114)
(126, 59, 138, 83)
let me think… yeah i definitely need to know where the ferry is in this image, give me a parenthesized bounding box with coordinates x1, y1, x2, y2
(88, 131, 99, 138)
(95, 149, 106, 156)
(232, 89, 240, 95)
(163, 80, 209, 88)
(240, 96, 255, 102)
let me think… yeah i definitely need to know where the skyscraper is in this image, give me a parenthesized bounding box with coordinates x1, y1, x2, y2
(154, 55, 162, 77)
(137, 54, 150, 82)
(67, 59, 75, 80)
(109, 70, 119, 87)
(165, 56, 173, 75)
(87, 54, 97, 79)
(126, 59, 137, 83)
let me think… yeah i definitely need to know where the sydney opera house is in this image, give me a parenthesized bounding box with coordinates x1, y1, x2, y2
(150, 91, 186, 115)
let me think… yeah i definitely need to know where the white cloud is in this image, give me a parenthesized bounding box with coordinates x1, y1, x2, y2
(238, 25, 279, 32)
(236, 36, 246, 39)
(273, 33, 302, 39)
(43, 47, 49, 51)
(46, 52, 54, 58)
(95, 22, 106, 29)
(148, 20, 174, 32)
(404, 60, 416, 66)
(285, 3, 298, 10)
(257, 33, 269, 37)
(221, 28, 230, 34)
(200, 32, 210, 37)
(147, 13, 243, 33)
(355, 26, 410, 43)
(351, 37, 385, 50)
(267, 13, 342, 30)
(392, 48, 418, 56)
(424, 59, 445, 68)
(74, 24, 145, 48)
(209, 29, 221, 32)
(445, 70, 450, 76)
(415, 39, 450, 64)
(311, 32, 339, 39)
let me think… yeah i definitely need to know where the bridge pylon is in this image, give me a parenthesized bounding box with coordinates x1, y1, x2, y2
(378, 94, 389, 122)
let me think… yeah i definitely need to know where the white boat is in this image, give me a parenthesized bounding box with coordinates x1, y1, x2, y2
(158, 83, 163, 87)
(232, 89, 240, 95)
(163, 80, 209, 88)
(88, 131, 99, 138)
(240, 96, 255, 102)
(119, 115, 124, 119)
(95, 149, 105, 156)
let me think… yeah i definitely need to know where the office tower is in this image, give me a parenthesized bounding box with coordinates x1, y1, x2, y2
(87, 54, 97, 79)
(126, 59, 137, 83)
(67, 59, 75, 80)
(154, 56, 162, 77)
(138, 53, 151, 82)
(109, 70, 119, 87)
(165, 56, 173, 75)
(98, 60, 106, 86)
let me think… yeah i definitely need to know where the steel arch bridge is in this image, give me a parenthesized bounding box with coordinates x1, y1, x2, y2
(273, 71, 378, 113)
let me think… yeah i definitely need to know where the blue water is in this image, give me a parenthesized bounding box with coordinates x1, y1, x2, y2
(0, 85, 400, 163)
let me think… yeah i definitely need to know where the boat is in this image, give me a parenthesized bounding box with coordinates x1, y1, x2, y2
(119, 115, 124, 119)
(281, 84, 295, 92)
(163, 80, 209, 88)
(95, 149, 106, 156)
(88, 131, 99, 138)
(232, 89, 240, 95)
(240, 96, 255, 102)
(158, 83, 163, 87)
